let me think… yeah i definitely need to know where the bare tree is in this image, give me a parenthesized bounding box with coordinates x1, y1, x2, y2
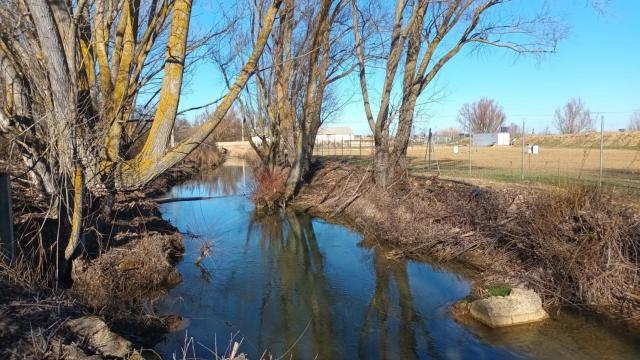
(628, 110, 640, 131)
(0, 0, 283, 275)
(553, 98, 593, 134)
(436, 127, 460, 137)
(351, 0, 562, 186)
(218, 0, 356, 200)
(506, 122, 521, 139)
(457, 98, 506, 133)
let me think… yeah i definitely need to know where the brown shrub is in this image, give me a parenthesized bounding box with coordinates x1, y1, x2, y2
(186, 142, 226, 169)
(251, 165, 288, 209)
(496, 185, 640, 313)
(294, 160, 640, 324)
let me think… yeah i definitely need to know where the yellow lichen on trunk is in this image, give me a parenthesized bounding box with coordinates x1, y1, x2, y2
(106, 0, 137, 162)
(116, 0, 283, 190)
(64, 164, 84, 261)
(93, 0, 113, 97)
(135, 0, 191, 164)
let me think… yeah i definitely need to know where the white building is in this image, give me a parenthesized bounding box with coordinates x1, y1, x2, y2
(473, 132, 510, 147)
(316, 127, 354, 143)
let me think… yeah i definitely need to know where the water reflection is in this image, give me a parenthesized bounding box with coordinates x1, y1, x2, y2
(171, 162, 251, 198)
(359, 254, 427, 359)
(244, 211, 337, 358)
(157, 163, 640, 360)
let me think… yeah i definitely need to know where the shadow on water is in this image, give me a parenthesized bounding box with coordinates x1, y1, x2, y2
(156, 162, 640, 360)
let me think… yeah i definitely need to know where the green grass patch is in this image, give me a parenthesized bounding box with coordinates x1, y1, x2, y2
(487, 285, 512, 297)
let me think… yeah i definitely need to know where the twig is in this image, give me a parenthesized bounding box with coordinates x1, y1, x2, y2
(330, 171, 371, 218)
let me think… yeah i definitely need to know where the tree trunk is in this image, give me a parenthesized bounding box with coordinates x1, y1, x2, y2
(62, 164, 84, 276)
(25, 0, 75, 176)
(373, 137, 392, 187)
(115, 0, 283, 190)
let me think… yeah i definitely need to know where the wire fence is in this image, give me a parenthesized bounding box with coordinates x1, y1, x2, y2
(312, 127, 640, 195)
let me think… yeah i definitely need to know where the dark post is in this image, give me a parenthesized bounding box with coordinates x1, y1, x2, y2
(359, 136, 362, 157)
(0, 169, 14, 262)
(341, 139, 344, 156)
(428, 128, 433, 170)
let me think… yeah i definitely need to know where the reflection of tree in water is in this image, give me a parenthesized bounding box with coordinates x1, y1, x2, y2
(358, 254, 440, 360)
(180, 166, 251, 196)
(246, 210, 337, 359)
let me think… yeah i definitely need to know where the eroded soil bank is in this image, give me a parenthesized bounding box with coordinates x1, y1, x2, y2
(0, 163, 198, 359)
(292, 160, 640, 330)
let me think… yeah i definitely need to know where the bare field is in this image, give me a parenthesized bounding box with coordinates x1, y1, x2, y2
(313, 141, 640, 190)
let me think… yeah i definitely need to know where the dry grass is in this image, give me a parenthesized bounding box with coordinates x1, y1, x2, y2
(314, 141, 640, 190)
(294, 160, 640, 326)
(70, 231, 184, 309)
(174, 336, 274, 360)
(491, 186, 640, 314)
(519, 131, 640, 149)
(0, 267, 87, 358)
(1, 163, 198, 357)
(406, 145, 640, 180)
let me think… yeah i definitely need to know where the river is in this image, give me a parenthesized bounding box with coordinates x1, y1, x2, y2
(156, 162, 640, 359)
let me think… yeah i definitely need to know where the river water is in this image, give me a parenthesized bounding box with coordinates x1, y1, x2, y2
(156, 162, 640, 359)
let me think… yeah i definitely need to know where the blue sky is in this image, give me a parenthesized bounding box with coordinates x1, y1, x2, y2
(179, 0, 640, 135)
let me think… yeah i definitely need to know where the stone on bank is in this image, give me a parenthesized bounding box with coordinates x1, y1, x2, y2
(66, 316, 133, 358)
(469, 288, 548, 328)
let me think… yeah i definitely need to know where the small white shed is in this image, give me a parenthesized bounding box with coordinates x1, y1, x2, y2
(316, 127, 354, 143)
(473, 132, 510, 147)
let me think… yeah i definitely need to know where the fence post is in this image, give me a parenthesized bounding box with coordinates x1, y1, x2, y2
(468, 119, 472, 176)
(0, 170, 14, 262)
(359, 137, 362, 157)
(428, 128, 433, 171)
(341, 139, 344, 156)
(521, 120, 526, 180)
(599, 116, 604, 187)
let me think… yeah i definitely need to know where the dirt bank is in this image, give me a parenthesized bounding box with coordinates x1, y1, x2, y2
(0, 162, 199, 359)
(293, 160, 640, 329)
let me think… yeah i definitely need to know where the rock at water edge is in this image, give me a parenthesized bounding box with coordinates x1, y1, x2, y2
(67, 316, 133, 358)
(469, 288, 548, 328)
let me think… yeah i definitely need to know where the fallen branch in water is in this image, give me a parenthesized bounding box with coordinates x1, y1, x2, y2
(154, 194, 247, 204)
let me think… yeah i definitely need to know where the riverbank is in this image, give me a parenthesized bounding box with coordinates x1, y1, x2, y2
(0, 162, 200, 358)
(292, 160, 640, 330)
